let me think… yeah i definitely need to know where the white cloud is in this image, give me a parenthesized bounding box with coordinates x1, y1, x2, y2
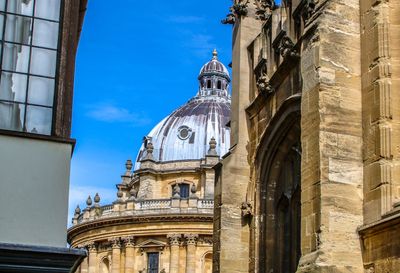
(86, 104, 151, 126)
(167, 15, 204, 24)
(184, 34, 216, 58)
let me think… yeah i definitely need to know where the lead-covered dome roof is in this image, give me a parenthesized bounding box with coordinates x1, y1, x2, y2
(135, 50, 231, 166)
(198, 49, 230, 81)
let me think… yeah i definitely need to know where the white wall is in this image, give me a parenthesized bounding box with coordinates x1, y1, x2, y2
(0, 134, 72, 247)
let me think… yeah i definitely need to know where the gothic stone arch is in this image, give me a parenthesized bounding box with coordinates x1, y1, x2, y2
(255, 95, 301, 273)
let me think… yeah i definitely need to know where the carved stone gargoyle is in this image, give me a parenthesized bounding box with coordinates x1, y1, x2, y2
(241, 201, 253, 217)
(221, 12, 236, 24)
(232, 1, 249, 16)
(279, 36, 299, 59)
(256, 73, 274, 94)
(255, 0, 276, 20)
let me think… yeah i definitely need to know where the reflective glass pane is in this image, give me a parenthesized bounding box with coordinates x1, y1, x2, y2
(2, 42, 30, 73)
(33, 19, 59, 49)
(28, 76, 54, 106)
(25, 105, 52, 135)
(0, 0, 5, 11)
(30, 47, 56, 77)
(0, 72, 27, 102)
(0, 15, 4, 40)
(0, 101, 24, 131)
(35, 0, 61, 21)
(4, 15, 32, 45)
(7, 0, 34, 16)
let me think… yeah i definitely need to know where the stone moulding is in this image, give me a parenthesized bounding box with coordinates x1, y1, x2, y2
(67, 214, 213, 243)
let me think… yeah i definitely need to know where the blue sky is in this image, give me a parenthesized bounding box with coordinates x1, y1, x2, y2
(68, 0, 233, 221)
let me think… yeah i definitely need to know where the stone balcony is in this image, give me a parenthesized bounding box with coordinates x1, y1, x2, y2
(73, 198, 214, 225)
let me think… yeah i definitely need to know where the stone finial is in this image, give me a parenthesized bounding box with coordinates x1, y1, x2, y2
(144, 142, 154, 160)
(74, 205, 81, 215)
(86, 195, 92, 207)
(94, 193, 100, 206)
(125, 159, 133, 171)
(208, 137, 218, 156)
(184, 234, 199, 245)
(167, 234, 181, 246)
(172, 184, 180, 198)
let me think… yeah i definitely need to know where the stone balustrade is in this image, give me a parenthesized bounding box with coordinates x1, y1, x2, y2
(73, 198, 214, 225)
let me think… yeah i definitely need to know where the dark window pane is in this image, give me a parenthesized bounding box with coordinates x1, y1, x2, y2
(33, 19, 59, 49)
(0, 0, 5, 11)
(2, 42, 30, 73)
(7, 0, 34, 16)
(147, 253, 159, 273)
(180, 184, 190, 198)
(4, 15, 33, 45)
(30, 47, 56, 77)
(28, 76, 54, 106)
(0, 101, 24, 131)
(0, 14, 4, 40)
(0, 72, 27, 102)
(25, 105, 52, 134)
(35, 0, 61, 21)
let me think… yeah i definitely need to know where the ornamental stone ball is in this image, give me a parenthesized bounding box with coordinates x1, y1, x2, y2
(86, 195, 92, 207)
(94, 193, 100, 204)
(75, 205, 81, 215)
(117, 189, 123, 198)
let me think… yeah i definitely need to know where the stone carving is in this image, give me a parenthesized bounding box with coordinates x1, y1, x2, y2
(208, 137, 217, 155)
(256, 73, 274, 94)
(87, 242, 97, 252)
(86, 195, 92, 207)
(184, 234, 199, 245)
(172, 184, 180, 198)
(122, 236, 135, 247)
(278, 35, 299, 59)
(108, 237, 121, 248)
(232, 1, 248, 16)
(129, 187, 138, 200)
(255, 0, 275, 20)
(301, 0, 316, 22)
(221, 12, 236, 25)
(144, 142, 154, 160)
(241, 202, 253, 217)
(167, 234, 181, 246)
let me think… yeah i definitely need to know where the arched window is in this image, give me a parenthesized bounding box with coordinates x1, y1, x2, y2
(207, 80, 211, 89)
(217, 80, 222, 89)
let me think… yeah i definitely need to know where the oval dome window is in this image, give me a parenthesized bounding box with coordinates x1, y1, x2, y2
(177, 125, 192, 140)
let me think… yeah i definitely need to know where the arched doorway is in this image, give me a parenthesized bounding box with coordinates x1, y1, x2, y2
(257, 97, 301, 273)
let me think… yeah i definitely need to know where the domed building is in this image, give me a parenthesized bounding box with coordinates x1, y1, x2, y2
(68, 50, 230, 273)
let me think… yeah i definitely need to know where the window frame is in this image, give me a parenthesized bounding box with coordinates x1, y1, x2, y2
(0, 0, 64, 136)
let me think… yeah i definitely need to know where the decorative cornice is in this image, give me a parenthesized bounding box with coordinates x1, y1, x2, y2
(87, 242, 97, 252)
(68, 214, 213, 244)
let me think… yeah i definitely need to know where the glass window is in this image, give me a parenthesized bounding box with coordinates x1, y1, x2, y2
(0, 72, 27, 102)
(30, 47, 57, 77)
(180, 184, 190, 199)
(28, 76, 55, 106)
(33, 19, 59, 49)
(35, 0, 61, 21)
(0, 0, 62, 135)
(7, 0, 34, 16)
(147, 253, 159, 273)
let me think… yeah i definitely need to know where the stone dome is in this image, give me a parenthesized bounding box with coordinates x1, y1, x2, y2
(198, 49, 230, 81)
(135, 50, 231, 166)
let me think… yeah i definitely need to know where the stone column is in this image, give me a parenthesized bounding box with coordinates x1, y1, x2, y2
(167, 234, 181, 273)
(123, 236, 135, 273)
(184, 234, 198, 273)
(80, 257, 88, 273)
(87, 242, 97, 273)
(109, 238, 121, 273)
